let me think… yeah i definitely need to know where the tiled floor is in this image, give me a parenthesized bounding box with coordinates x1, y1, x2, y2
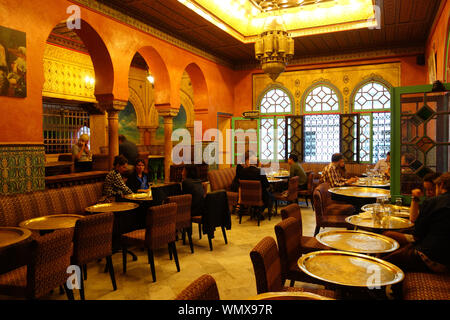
(1, 201, 334, 300)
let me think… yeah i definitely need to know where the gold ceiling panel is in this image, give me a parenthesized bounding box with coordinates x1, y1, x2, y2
(177, 0, 377, 43)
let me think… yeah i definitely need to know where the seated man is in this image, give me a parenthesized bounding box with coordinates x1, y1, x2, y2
(383, 173, 450, 273)
(409, 172, 442, 222)
(239, 151, 274, 218)
(99, 155, 133, 203)
(320, 153, 357, 188)
(288, 153, 307, 190)
(374, 152, 390, 176)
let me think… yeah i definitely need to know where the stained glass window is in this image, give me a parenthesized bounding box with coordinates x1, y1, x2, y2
(259, 87, 292, 161)
(304, 85, 339, 113)
(260, 88, 292, 114)
(353, 81, 391, 163)
(303, 85, 340, 162)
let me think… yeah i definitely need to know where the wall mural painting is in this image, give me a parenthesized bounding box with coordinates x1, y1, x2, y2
(119, 101, 140, 145)
(0, 25, 26, 98)
(156, 105, 187, 142)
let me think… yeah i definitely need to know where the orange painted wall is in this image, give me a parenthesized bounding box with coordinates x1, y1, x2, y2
(233, 56, 428, 116)
(426, 0, 450, 82)
(0, 0, 236, 143)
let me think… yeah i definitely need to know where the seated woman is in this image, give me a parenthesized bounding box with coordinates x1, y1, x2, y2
(99, 155, 133, 203)
(383, 172, 450, 273)
(181, 165, 205, 217)
(72, 134, 92, 172)
(126, 159, 150, 193)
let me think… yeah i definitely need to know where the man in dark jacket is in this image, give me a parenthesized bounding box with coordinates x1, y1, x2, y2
(384, 172, 450, 273)
(239, 151, 273, 219)
(119, 134, 139, 166)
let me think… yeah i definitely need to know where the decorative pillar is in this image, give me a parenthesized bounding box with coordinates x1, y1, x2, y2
(97, 96, 127, 170)
(156, 105, 178, 183)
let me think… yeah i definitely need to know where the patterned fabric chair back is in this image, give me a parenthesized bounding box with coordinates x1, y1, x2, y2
(240, 180, 264, 207)
(175, 274, 220, 300)
(167, 194, 192, 231)
(0, 182, 103, 227)
(287, 176, 299, 202)
(145, 203, 177, 249)
(27, 228, 74, 299)
(250, 237, 283, 294)
(207, 167, 236, 191)
(274, 217, 303, 281)
(72, 212, 114, 265)
(306, 171, 314, 191)
(313, 188, 324, 225)
(280, 203, 303, 234)
(316, 183, 332, 207)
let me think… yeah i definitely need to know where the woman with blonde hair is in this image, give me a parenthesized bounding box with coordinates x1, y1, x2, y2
(72, 133, 92, 172)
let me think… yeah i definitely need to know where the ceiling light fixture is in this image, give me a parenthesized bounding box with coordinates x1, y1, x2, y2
(254, 0, 294, 81)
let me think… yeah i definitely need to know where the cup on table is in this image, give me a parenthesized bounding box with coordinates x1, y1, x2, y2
(371, 204, 383, 227)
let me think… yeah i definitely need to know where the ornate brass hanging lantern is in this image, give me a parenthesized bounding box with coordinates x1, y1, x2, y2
(255, 1, 294, 81)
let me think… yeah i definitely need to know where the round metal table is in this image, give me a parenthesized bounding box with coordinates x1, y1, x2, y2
(328, 187, 391, 213)
(298, 250, 404, 288)
(0, 227, 32, 249)
(19, 214, 85, 232)
(315, 230, 399, 255)
(345, 214, 414, 232)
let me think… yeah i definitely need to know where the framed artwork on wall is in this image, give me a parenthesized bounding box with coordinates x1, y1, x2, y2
(0, 25, 26, 98)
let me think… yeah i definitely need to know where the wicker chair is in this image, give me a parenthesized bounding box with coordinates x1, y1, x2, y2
(274, 217, 329, 287)
(249, 236, 335, 298)
(0, 229, 75, 300)
(167, 194, 194, 254)
(273, 176, 299, 216)
(175, 274, 220, 300)
(121, 203, 180, 282)
(402, 272, 450, 300)
(279, 204, 329, 255)
(239, 180, 265, 226)
(71, 212, 116, 300)
(312, 184, 353, 236)
(297, 171, 314, 208)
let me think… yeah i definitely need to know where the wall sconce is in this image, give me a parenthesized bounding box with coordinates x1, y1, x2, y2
(84, 76, 95, 89)
(147, 72, 155, 86)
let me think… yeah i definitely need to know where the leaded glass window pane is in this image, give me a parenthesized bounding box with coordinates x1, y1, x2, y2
(304, 85, 339, 113)
(359, 115, 371, 162)
(260, 88, 292, 114)
(373, 112, 391, 163)
(277, 118, 286, 160)
(354, 82, 391, 111)
(260, 118, 274, 161)
(304, 114, 340, 162)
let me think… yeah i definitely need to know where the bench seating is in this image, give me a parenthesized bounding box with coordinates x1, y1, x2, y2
(0, 182, 104, 227)
(279, 162, 370, 178)
(403, 272, 450, 300)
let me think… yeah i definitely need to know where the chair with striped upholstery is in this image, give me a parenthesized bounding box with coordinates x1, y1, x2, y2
(167, 194, 194, 254)
(207, 167, 238, 215)
(121, 203, 180, 282)
(0, 229, 75, 300)
(175, 274, 220, 300)
(313, 184, 353, 236)
(71, 212, 116, 300)
(273, 176, 299, 216)
(239, 180, 265, 226)
(297, 171, 315, 208)
(275, 217, 329, 287)
(280, 204, 329, 255)
(249, 236, 335, 298)
(402, 272, 450, 300)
